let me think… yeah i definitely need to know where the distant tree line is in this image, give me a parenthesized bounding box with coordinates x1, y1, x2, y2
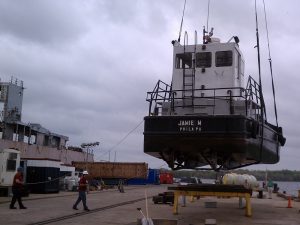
(163, 169, 300, 182)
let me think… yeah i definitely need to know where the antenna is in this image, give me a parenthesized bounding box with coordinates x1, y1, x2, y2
(203, 0, 212, 45)
(178, 0, 187, 43)
(206, 0, 211, 32)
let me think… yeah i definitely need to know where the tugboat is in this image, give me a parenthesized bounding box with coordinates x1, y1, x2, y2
(143, 5, 285, 171)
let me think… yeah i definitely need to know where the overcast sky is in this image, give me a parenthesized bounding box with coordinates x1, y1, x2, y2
(0, 0, 299, 170)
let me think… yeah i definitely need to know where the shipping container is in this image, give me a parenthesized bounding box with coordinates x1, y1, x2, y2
(26, 159, 60, 193)
(72, 162, 148, 179)
(147, 169, 160, 184)
(160, 172, 174, 184)
(126, 169, 160, 185)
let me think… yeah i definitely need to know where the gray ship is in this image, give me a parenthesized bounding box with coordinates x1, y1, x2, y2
(0, 77, 93, 165)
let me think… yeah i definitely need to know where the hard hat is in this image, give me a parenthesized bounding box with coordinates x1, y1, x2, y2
(83, 171, 89, 175)
(17, 167, 23, 172)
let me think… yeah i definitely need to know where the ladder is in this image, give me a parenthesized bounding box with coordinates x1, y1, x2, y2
(182, 34, 196, 107)
(182, 70, 195, 107)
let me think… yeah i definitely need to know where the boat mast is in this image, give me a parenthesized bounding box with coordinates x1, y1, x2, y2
(263, 0, 278, 127)
(254, 0, 266, 119)
(178, 0, 187, 43)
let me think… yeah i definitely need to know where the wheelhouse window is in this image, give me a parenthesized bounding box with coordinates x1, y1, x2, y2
(196, 52, 212, 68)
(216, 51, 233, 67)
(176, 53, 193, 69)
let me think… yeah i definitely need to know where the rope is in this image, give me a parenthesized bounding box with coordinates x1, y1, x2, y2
(25, 174, 67, 185)
(254, 0, 265, 163)
(263, 0, 278, 127)
(96, 120, 144, 160)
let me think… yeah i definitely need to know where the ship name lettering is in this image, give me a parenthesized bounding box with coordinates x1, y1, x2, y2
(177, 119, 202, 132)
(180, 126, 194, 132)
(197, 120, 201, 126)
(178, 120, 194, 126)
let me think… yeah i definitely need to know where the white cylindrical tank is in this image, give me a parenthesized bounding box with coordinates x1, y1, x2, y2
(222, 173, 258, 189)
(222, 173, 236, 184)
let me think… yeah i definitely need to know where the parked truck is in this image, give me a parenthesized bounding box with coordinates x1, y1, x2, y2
(0, 149, 21, 196)
(72, 161, 148, 185)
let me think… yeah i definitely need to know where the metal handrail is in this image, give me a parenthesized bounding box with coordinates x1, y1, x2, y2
(147, 76, 264, 117)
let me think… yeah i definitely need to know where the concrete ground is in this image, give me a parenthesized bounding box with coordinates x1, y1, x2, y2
(1, 185, 300, 225)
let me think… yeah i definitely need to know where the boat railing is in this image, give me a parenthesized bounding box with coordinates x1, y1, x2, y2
(146, 80, 172, 115)
(245, 76, 263, 120)
(146, 77, 263, 117)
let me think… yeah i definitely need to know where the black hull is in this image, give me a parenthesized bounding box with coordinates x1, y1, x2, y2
(144, 115, 282, 170)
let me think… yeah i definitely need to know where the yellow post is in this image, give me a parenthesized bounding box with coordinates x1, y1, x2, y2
(173, 192, 179, 215)
(245, 194, 252, 217)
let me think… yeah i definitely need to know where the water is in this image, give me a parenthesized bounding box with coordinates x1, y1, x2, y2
(271, 181, 300, 197)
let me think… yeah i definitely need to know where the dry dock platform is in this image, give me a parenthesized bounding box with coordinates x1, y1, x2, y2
(1, 185, 300, 225)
